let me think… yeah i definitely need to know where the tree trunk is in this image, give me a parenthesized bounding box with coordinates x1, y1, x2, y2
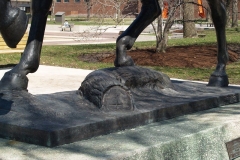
(225, 0, 232, 27)
(232, 0, 238, 27)
(155, 0, 163, 52)
(183, 0, 197, 38)
(51, 2, 55, 21)
(116, 2, 121, 23)
(156, 31, 168, 53)
(155, 0, 179, 53)
(86, 0, 91, 21)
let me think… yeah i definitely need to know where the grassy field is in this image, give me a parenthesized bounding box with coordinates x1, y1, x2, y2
(47, 17, 135, 26)
(0, 28, 240, 84)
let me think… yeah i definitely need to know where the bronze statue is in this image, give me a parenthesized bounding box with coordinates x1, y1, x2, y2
(0, 0, 28, 48)
(0, 0, 229, 91)
(115, 0, 229, 87)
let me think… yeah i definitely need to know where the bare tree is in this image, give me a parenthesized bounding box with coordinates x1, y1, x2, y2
(94, 0, 138, 24)
(152, 0, 185, 53)
(152, 0, 208, 53)
(74, 0, 137, 42)
(152, 0, 180, 53)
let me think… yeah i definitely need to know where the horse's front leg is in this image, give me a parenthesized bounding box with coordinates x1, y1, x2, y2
(207, 0, 229, 87)
(115, 0, 161, 67)
(0, 0, 53, 91)
(0, 0, 28, 48)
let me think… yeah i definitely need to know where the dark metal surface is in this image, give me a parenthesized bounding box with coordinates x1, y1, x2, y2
(0, 80, 240, 147)
(79, 66, 174, 109)
(0, 0, 28, 48)
(0, 0, 52, 91)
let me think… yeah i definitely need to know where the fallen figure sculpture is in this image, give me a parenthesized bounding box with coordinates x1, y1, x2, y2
(0, 0, 228, 91)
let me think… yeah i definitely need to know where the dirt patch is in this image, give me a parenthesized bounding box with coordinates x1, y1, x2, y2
(79, 44, 240, 68)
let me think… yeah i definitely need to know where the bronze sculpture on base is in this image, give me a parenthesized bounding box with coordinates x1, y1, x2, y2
(115, 0, 228, 87)
(0, 0, 229, 91)
(0, 0, 238, 147)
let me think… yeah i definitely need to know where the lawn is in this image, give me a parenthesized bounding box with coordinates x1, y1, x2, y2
(0, 28, 240, 84)
(47, 17, 135, 26)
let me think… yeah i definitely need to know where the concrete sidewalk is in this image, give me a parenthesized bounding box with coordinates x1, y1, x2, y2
(0, 65, 93, 95)
(0, 24, 156, 53)
(42, 24, 156, 46)
(0, 23, 213, 53)
(44, 24, 130, 33)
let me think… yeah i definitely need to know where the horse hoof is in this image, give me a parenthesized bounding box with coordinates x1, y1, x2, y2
(0, 9, 29, 48)
(0, 72, 28, 91)
(114, 56, 135, 67)
(207, 74, 229, 87)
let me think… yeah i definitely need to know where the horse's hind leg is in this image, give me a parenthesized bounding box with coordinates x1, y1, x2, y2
(0, 0, 52, 90)
(115, 0, 161, 67)
(207, 0, 229, 87)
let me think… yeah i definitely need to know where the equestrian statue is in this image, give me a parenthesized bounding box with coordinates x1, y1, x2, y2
(0, 0, 229, 91)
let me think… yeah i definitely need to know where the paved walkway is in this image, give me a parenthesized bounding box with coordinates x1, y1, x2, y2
(0, 23, 213, 53)
(0, 65, 93, 95)
(0, 25, 156, 53)
(43, 24, 156, 46)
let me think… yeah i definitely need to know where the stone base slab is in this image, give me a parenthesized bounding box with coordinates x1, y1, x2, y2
(1, 103, 240, 159)
(0, 80, 240, 147)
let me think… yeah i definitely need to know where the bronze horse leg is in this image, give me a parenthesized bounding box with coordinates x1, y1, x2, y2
(116, 0, 229, 87)
(115, 0, 161, 67)
(207, 0, 229, 87)
(0, 0, 28, 48)
(0, 0, 53, 90)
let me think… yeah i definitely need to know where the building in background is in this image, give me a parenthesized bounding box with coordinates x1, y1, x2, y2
(10, 0, 240, 20)
(53, 0, 140, 17)
(11, 0, 31, 13)
(10, 0, 140, 18)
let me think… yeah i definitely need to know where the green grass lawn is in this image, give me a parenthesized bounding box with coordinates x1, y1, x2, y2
(47, 17, 135, 26)
(1, 28, 240, 84)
